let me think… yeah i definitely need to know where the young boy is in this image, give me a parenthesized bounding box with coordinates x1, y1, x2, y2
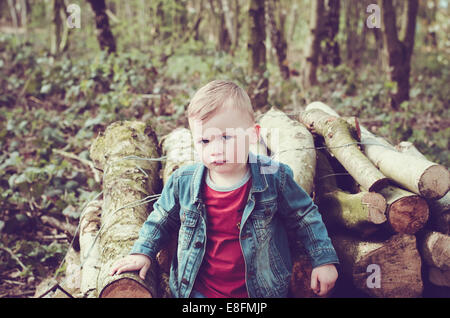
(110, 80, 339, 298)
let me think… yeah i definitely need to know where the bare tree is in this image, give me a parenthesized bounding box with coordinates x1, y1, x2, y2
(87, 0, 116, 54)
(248, 0, 268, 109)
(380, 0, 419, 109)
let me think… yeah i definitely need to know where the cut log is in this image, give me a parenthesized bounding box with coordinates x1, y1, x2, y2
(305, 101, 450, 199)
(316, 150, 387, 237)
(299, 106, 389, 192)
(90, 121, 162, 298)
(420, 231, 450, 271)
(419, 231, 450, 288)
(259, 106, 316, 194)
(78, 198, 102, 297)
(331, 233, 423, 297)
(360, 125, 449, 200)
(427, 267, 450, 287)
(380, 185, 429, 234)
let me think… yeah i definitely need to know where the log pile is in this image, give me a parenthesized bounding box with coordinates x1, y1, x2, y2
(44, 102, 449, 298)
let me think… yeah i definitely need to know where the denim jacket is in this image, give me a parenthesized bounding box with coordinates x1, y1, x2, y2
(130, 152, 339, 298)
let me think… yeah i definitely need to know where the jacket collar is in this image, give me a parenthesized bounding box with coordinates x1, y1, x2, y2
(190, 151, 268, 205)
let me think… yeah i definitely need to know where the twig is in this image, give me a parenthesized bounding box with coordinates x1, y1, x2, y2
(0, 243, 28, 273)
(53, 149, 101, 183)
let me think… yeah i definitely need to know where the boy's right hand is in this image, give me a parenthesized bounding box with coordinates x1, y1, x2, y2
(109, 254, 151, 280)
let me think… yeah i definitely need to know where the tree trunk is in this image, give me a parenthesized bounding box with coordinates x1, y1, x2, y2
(316, 150, 387, 237)
(248, 0, 268, 109)
(50, 0, 63, 55)
(331, 233, 423, 297)
(300, 104, 389, 192)
(87, 0, 117, 54)
(303, 0, 324, 88)
(359, 125, 450, 200)
(258, 107, 316, 195)
(321, 0, 341, 66)
(266, 0, 290, 79)
(90, 121, 162, 298)
(379, 0, 418, 109)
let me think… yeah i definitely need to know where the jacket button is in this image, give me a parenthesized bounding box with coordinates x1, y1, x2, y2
(181, 278, 189, 285)
(194, 241, 203, 248)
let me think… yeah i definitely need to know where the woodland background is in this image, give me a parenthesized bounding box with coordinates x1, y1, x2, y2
(0, 0, 448, 297)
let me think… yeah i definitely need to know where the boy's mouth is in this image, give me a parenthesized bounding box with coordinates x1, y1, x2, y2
(211, 160, 227, 166)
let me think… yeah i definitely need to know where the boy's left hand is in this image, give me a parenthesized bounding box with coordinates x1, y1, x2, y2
(311, 264, 338, 297)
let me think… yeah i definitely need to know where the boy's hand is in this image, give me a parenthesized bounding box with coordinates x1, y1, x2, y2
(109, 254, 151, 280)
(311, 264, 338, 297)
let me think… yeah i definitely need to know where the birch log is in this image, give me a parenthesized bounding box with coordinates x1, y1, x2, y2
(316, 150, 387, 237)
(331, 233, 423, 297)
(360, 126, 449, 200)
(258, 106, 316, 194)
(305, 101, 450, 199)
(299, 106, 389, 192)
(90, 121, 161, 298)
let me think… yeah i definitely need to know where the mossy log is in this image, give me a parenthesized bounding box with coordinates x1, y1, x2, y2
(331, 233, 423, 297)
(258, 106, 316, 195)
(316, 150, 387, 237)
(300, 104, 389, 192)
(89, 121, 161, 298)
(79, 198, 102, 297)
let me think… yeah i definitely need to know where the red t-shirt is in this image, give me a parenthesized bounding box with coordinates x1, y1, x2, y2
(193, 169, 252, 298)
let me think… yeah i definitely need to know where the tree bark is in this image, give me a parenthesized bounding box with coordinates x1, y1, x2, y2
(248, 0, 268, 109)
(379, 0, 419, 109)
(258, 107, 316, 195)
(300, 104, 389, 192)
(321, 0, 341, 66)
(78, 198, 102, 297)
(90, 121, 161, 298)
(331, 233, 423, 297)
(303, 0, 324, 88)
(87, 0, 117, 54)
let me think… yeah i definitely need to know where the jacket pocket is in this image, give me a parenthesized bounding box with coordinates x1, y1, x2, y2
(250, 203, 277, 242)
(179, 209, 198, 250)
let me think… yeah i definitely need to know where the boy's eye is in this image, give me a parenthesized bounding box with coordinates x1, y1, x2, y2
(222, 135, 232, 141)
(199, 139, 209, 144)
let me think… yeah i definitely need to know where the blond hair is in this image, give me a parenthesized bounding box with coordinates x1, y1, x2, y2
(187, 80, 254, 123)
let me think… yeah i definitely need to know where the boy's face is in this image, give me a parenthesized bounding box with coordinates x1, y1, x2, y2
(189, 106, 259, 175)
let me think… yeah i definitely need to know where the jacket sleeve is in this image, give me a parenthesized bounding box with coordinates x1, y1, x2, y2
(277, 163, 339, 268)
(130, 171, 180, 260)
